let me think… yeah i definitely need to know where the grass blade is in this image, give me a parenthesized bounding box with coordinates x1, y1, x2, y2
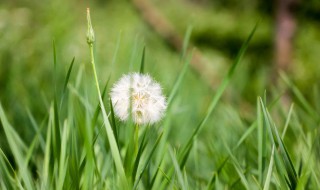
(259, 97, 298, 189)
(140, 46, 146, 74)
(224, 141, 250, 189)
(169, 147, 187, 190)
(133, 132, 163, 189)
(131, 127, 148, 182)
(0, 104, 34, 190)
(263, 145, 275, 190)
(62, 57, 75, 94)
(179, 21, 259, 169)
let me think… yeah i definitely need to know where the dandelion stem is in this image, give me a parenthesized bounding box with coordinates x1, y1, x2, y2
(86, 8, 128, 188)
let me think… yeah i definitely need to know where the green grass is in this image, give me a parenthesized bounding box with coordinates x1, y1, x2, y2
(1, 4, 320, 190)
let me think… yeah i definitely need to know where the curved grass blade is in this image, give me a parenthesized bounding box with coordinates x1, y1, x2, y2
(181, 25, 193, 60)
(179, 21, 259, 169)
(62, 57, 75, 94)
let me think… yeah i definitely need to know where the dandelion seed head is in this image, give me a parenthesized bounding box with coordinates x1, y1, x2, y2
(110, 73, 167, 125)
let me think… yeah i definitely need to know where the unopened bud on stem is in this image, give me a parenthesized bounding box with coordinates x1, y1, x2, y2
(86, 8, 95, 45)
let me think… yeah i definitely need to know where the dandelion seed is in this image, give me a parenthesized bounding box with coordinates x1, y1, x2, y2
(110, 73, 167, 125)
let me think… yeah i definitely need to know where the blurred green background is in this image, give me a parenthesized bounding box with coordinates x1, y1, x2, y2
(1, 0, 320, 157)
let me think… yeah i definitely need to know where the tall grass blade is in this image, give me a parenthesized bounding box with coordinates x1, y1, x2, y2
(57, 120, 70, 190)
(257, 97, 267, 185)
(167, 51, 192, 107)
(181, 25, 193, 59)
(179, 21, 258, 169)
(62, 57, 75, 94)
(259, 97, 298, 189)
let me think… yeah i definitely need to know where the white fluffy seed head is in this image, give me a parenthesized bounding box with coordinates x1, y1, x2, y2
(110, 73, 167, 125)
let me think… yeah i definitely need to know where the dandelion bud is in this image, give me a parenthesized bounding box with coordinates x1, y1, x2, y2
(110, 73, 167, 125)
(86, 8, 95, 45)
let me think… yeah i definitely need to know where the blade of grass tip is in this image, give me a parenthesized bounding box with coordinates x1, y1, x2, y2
(223, 141, 250, 189)
(133, 132, 163, 189)
(263, 145, 275, 190)
(169, 147, 187, 190)
(281, 104, 294, 139)
(235, 122, 257, 149)
(259, 97, 286, 188)
(87, 8, 128, 188)
(260, 98, 298, 189)
(257, 97, 267, 185)
(181, 25, 193, 60)
(259, 97, 275, 145)
(179, 21, 259, 168)
(0, 104, 34, 190)
(62, 57, 75, 95)
(140, 46, 146, 74)
(167, 50, 192, 107)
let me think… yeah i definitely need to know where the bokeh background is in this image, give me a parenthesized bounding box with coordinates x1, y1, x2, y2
(1, 0, 320, 161)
